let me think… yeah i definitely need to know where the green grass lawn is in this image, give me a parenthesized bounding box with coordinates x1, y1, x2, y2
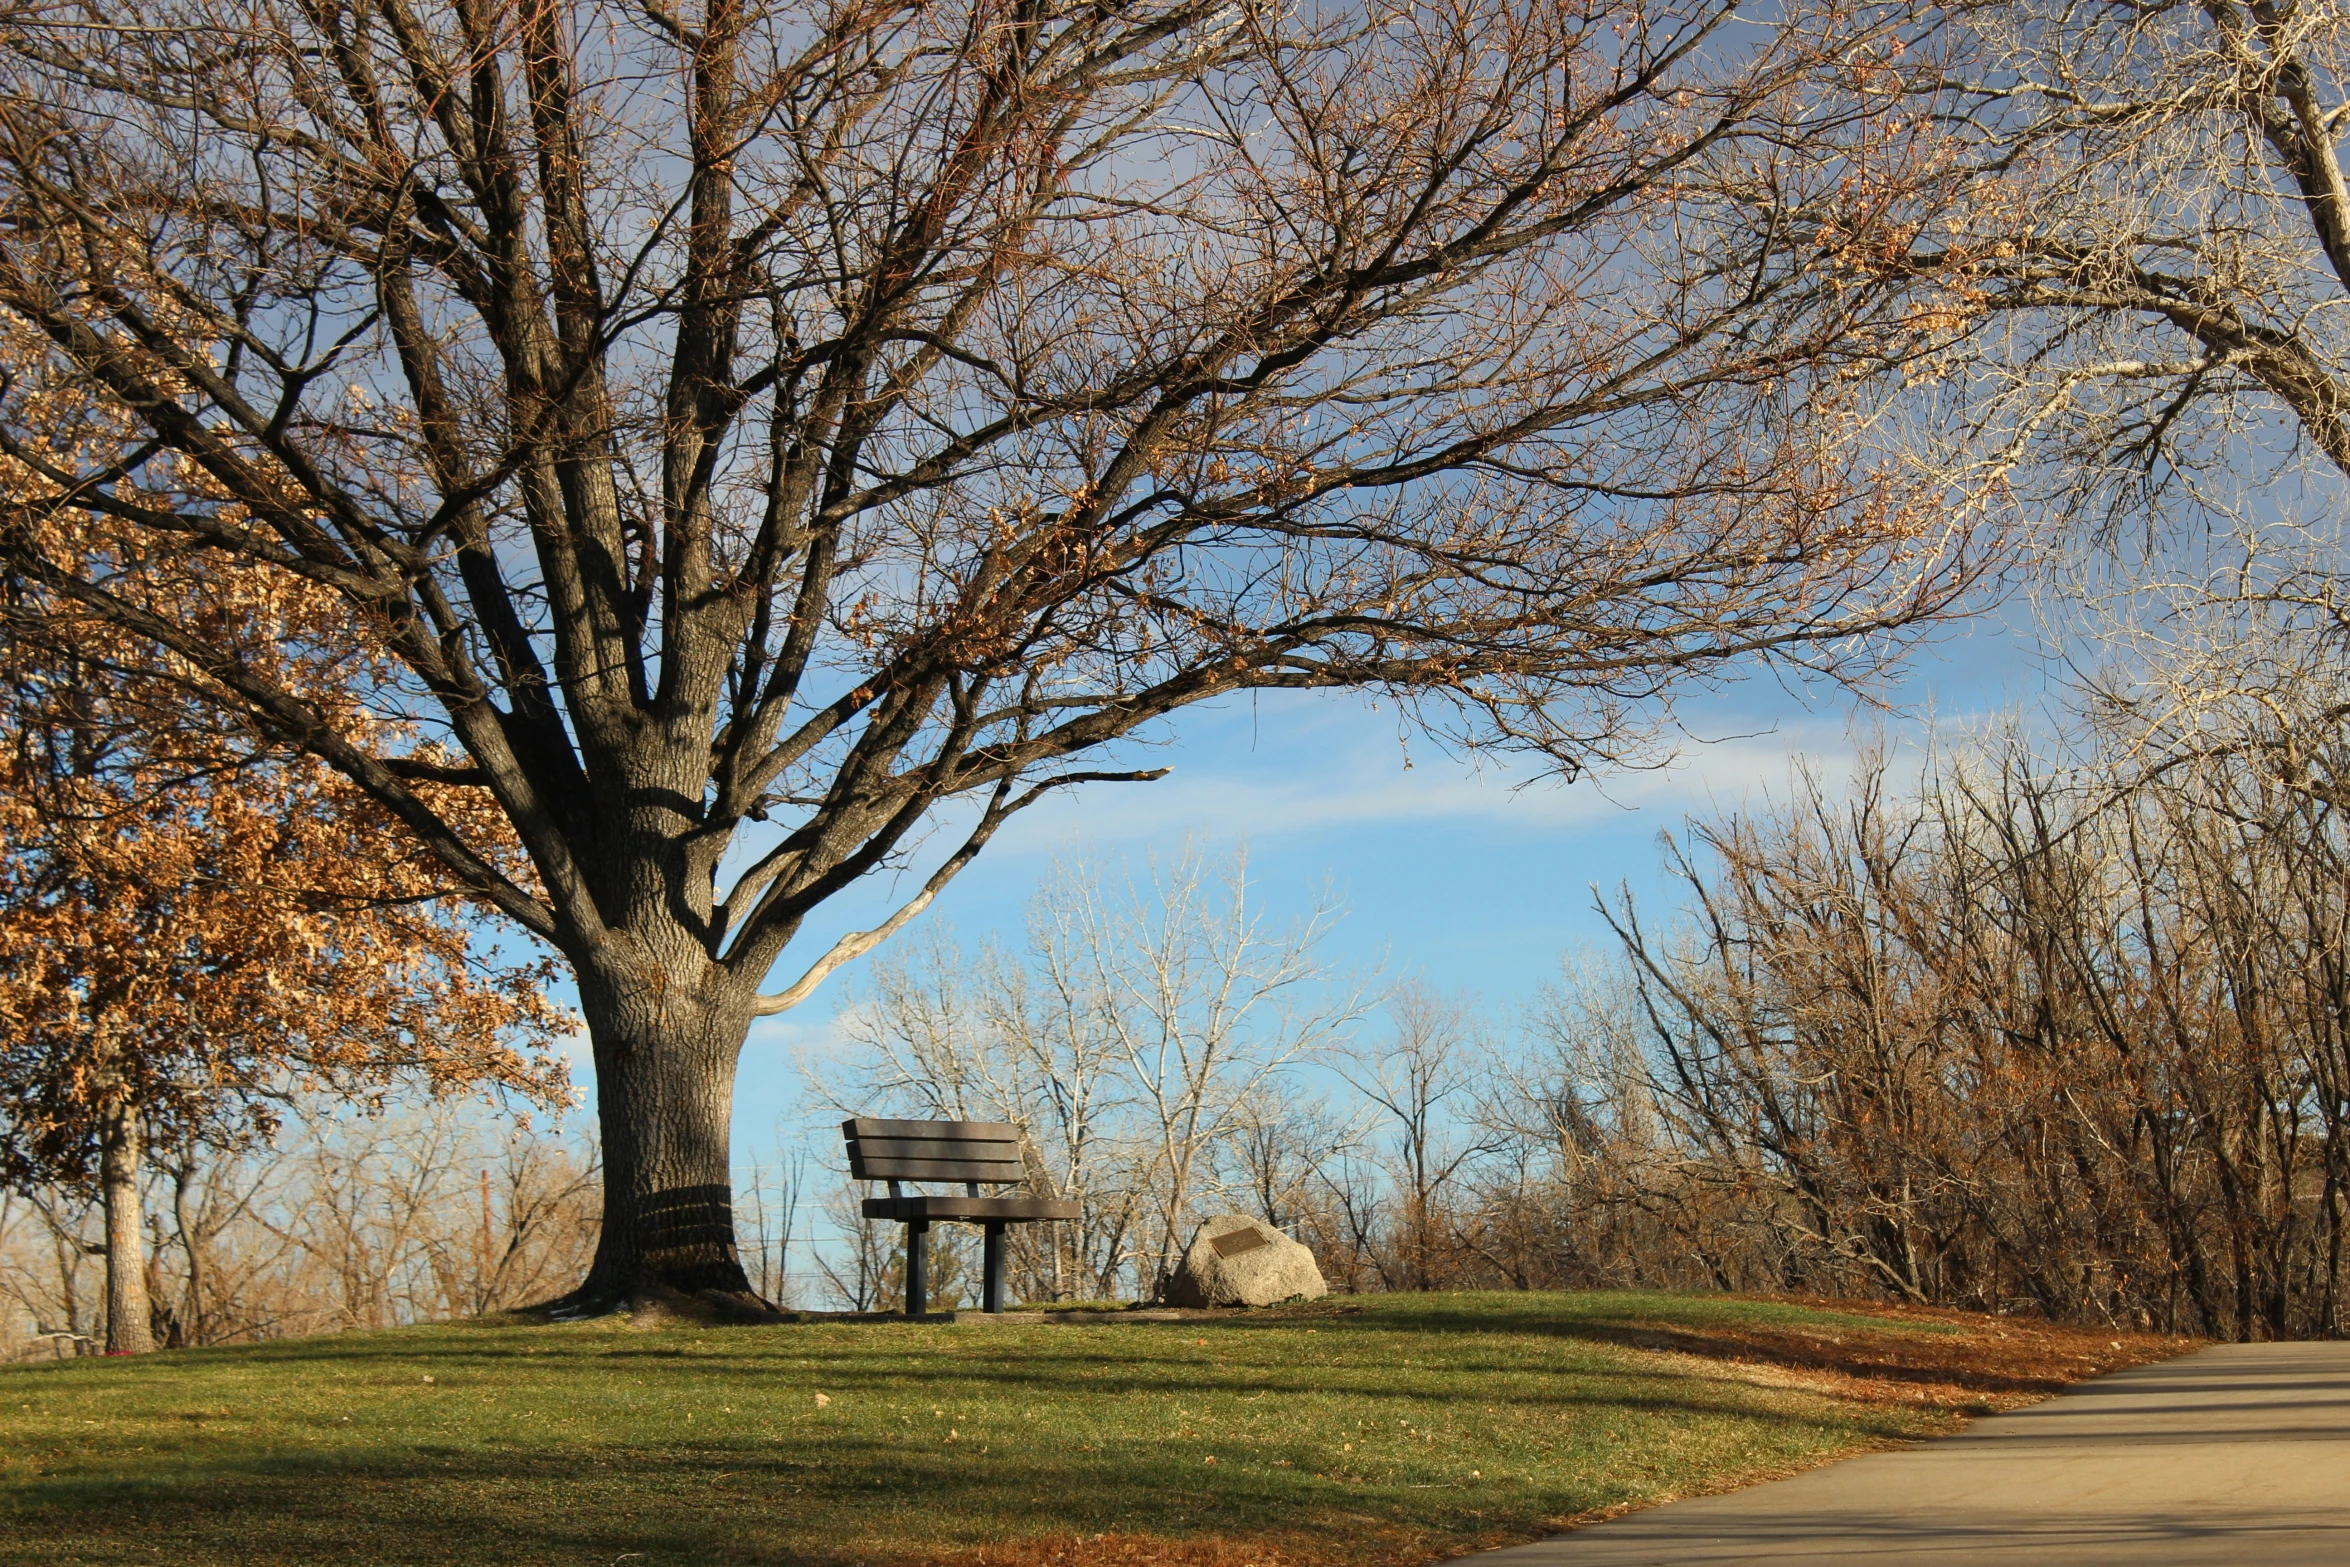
(0, 1291, 2157, 1567)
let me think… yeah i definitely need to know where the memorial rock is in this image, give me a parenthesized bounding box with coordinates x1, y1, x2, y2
(1162, 1213, 1328, 1308)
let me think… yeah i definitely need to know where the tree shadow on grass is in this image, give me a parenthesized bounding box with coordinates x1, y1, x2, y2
(3, 1426, 1579, 1567)
(87, 1308, 1966, 1433)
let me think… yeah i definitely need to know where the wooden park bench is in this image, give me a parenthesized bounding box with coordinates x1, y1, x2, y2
(843, 1118, 1079, 1316)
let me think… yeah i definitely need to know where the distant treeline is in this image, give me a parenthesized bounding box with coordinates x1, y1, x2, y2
(832, 723, 2350, 1341)
(0, 1102, 601, 1355)
(1279, 730, 2350, 1341)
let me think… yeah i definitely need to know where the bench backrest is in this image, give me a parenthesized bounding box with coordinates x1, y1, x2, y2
(842, 1118, 1025, 1186)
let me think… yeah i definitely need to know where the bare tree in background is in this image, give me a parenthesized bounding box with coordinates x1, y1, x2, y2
(981, 906, 1139, 1300)
(0, 0, 1980, 1309)
(1340, 981, 1491, 1289)
(0, 1094, 600, 1351)
(735, 1149, 806, 1307)
(1091, 850, 1363, 1293)
(1902, 2, 2350, 741)
(1494, 952, 1683, 1286)
(812, 1182, 897, 1311)
(828, 847, 1359, 1299)
(1231, 1092, 1354, 1236)
(827, 919, 1138, 1300)
(1553, 728, 2350, 1337)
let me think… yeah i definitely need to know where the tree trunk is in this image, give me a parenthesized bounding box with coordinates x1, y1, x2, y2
(172, 1162, 205, 1346)
(558, 967, 764, 1315)
(99, 1102, 154, 1355)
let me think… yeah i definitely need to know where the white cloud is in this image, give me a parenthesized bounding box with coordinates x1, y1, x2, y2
(988, 709, 1872, 853)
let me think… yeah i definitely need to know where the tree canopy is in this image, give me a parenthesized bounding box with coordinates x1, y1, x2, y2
(0, 0, 1985, 1306)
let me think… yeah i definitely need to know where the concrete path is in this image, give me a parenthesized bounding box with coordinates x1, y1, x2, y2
(1464, 1342, 2350, 1566)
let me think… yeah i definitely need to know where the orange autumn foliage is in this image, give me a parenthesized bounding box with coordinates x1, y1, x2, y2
(0, 306, 570, 1348)
(0, 705, 573, 1188)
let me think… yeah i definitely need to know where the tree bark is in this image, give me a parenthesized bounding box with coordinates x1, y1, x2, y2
(558, 963, 764, 1314)
(99, 1102, 154, 1355)
(171, 1163, 204, 1346)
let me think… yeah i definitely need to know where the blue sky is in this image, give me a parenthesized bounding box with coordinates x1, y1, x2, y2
(689, 587, 2064, 1173)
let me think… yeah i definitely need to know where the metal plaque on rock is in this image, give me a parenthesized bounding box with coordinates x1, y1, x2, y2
(1211, 1227, 1271, 1259)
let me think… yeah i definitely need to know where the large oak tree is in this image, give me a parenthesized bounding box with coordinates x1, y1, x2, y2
(0, 0, 1979, 1309)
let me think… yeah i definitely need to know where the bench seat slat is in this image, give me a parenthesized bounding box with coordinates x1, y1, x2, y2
(862, 1194, 1080, 1222)
(848, 1155, 1028, 1182)
(848, 1134, 1020, 1160)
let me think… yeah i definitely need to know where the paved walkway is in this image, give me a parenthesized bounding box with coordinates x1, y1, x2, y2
(1464, 1342, 2350, 1566)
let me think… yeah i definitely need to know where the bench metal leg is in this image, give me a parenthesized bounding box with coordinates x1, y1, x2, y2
(983, 1221, 1007, 1314)
(905, 1219, 930, 1318)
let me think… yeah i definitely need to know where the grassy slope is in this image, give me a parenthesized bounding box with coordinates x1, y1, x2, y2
(0, 1291, 2189, 1567)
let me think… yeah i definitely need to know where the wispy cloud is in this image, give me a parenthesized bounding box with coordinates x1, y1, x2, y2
(989, 707, 1872, 853)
